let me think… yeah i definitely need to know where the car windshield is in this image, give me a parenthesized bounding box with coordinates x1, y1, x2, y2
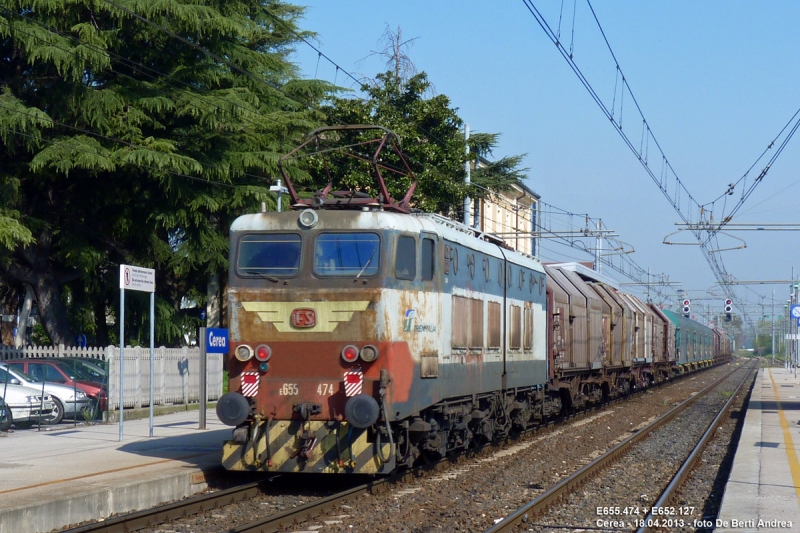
(66, 359, 106, 379)
(237, 233, 302, 277)
(53, 361, 96, 382)
(314, 233, 380, 277)
(0, 365, 37, 383)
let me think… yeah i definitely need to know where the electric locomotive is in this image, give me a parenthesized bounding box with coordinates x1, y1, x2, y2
(216, 126, 552, 474)
(215, 126, 733, 475)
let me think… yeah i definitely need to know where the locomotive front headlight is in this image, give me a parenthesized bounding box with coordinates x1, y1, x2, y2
(298, 209, 318, 228)
(341, 345, 359, 363)
(359, 345, 379, 362)
(255, 344, 272, 362)
(235, 344, 253, 362)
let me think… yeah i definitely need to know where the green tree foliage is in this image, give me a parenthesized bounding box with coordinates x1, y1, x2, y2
(0, 0, 331, 345)
(319, 71, 528, 214)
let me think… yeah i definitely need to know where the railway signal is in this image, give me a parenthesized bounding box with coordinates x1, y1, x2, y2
(724, 298, 732, 322)
(682, 299, 691, 317)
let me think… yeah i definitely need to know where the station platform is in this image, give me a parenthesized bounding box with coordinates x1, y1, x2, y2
(0, 409, 230, 533)
(717, 366, 800, 532)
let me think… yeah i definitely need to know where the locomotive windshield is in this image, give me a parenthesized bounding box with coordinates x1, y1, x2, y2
(314, 233, 380, 277)
(237, 233, 302, 277)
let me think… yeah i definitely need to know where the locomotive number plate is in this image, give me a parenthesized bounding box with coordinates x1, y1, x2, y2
(291, 308, 316, 328)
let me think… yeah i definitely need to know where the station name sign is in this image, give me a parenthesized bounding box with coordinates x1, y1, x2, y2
(119, 264, 156, 293)
(206, 328, 229, 353)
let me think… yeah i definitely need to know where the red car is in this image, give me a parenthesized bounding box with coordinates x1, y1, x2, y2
(4, 359, 108, 413)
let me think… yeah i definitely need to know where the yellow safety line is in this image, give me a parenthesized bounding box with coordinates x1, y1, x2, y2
(768, 369, 800, 507)
(0, 452, 208, 495)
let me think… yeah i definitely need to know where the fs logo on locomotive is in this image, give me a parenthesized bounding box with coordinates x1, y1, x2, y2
(291, 308, 316, 328)
(241, 301, 369, 332)
(403, 309, 416, 332)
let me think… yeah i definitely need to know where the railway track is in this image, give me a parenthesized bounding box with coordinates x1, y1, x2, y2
(60, 363, 735, 533)
(482, 361, 756, 533)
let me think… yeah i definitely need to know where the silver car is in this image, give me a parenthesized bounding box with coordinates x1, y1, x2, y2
(0, 380, 55, 428)
(0, 364, 91, 424)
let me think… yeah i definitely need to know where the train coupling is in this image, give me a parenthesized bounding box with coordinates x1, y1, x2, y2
(293, 402, 322, 420)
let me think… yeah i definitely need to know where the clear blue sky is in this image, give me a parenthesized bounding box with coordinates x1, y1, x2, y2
(290, 1, 800, 322)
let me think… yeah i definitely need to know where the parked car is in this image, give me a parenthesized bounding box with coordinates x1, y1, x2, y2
(4, 359, 107, 414)
(0, 379, 55, 428)
(0, 364, 92, 423)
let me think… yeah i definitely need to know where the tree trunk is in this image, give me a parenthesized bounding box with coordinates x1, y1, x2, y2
(33, 274, 74, 345)
(2, 229, 77, 346)
(14, 285, 33, 347)
(1, 284, 21, 346)
(92, 294, 109, 346)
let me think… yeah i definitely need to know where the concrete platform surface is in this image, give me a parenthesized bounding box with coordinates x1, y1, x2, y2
(0, 409, 230, 533)
(717, 366, 800, 532)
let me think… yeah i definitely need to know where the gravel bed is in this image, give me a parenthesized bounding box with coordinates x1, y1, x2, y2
(140, 363, 740, 533)
(669, 367, 754, 533)
(524, 363, 754, 533)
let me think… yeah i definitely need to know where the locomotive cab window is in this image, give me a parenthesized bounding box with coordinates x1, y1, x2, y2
(395, 236, 416, 280)
(421, 237, 435, 281)
(314, 233, 380, 277)
(237, 233, 302, 277)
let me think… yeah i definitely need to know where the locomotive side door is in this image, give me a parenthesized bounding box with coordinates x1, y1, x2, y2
(418, 231, 441, 378)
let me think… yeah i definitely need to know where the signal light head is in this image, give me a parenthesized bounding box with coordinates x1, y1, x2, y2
(255, 344, 272, 362)
(235, 344, 253, 362)
(341, 345, 359, 363)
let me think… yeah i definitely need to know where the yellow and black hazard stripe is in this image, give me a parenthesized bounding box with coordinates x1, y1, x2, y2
(222, 420, 394, 474)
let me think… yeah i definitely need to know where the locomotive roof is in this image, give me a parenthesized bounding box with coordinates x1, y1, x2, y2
(231, 209, 545, 274)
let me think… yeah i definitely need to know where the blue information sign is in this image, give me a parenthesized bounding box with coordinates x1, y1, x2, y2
(206, 328, 229, 353)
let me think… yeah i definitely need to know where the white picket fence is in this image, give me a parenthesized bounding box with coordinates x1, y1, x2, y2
(0, 345, 223, 410)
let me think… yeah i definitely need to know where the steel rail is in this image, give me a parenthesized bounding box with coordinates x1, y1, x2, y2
(635, 365, 756, 533)
(62, 480, 264, 533)
(482, 362, 754, 533)
(226, 478, 389, 533)
(61, 363, 729, 533)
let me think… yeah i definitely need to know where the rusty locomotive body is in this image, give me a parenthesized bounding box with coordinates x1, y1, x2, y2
(218, 208, 549, 473)
(215, 126, 731, 474)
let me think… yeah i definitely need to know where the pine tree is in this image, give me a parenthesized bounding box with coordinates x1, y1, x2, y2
(0, 0, 331, 344)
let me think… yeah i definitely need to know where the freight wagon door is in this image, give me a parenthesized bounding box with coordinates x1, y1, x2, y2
(559, 269, 605, 370)
(546, 267, 588, 370)
(591, 284, 623, 368)
(545, 267, 570, 372)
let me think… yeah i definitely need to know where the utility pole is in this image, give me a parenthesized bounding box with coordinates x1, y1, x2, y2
(793, 267, 797, 377)
(595, 220, 603, 273)
(463, 124, 471, 227)
(772, 289, 775, 366)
